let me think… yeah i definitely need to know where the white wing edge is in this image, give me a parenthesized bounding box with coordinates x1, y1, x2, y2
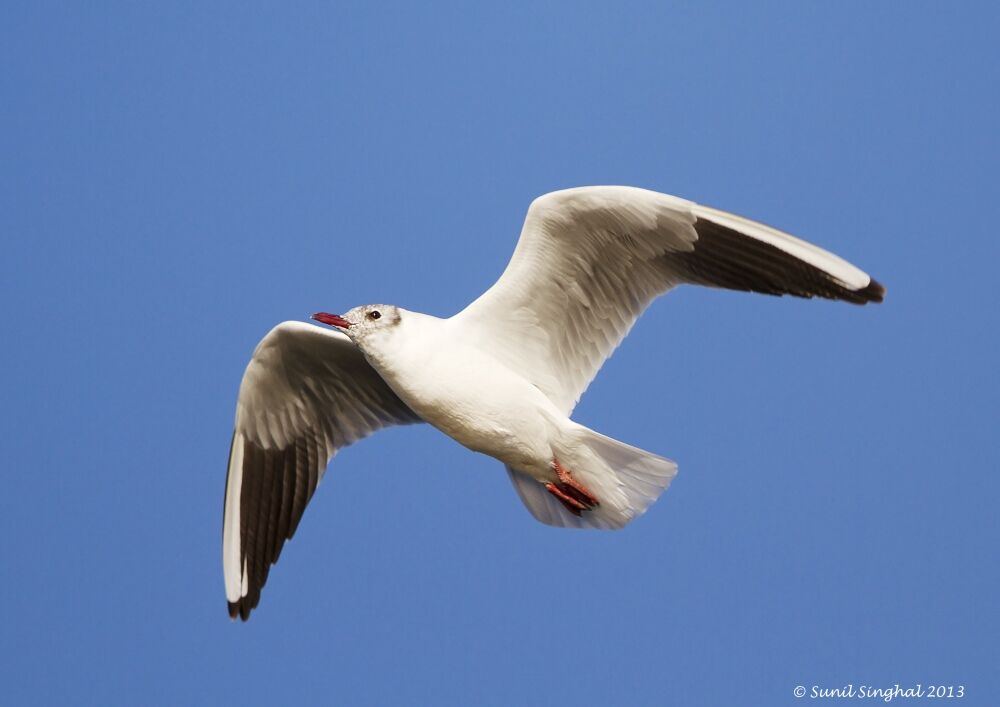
(223, 433, 245, 604)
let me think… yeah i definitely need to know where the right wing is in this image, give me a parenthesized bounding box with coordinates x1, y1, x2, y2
(223, 321, 422, 620)
(454, 186, 884, 415)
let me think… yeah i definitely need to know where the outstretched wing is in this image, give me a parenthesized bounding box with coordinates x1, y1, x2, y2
(223, 321, 422, 620)
(454, 186, 884, 414)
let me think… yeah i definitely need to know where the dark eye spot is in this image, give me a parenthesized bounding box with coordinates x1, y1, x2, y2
(368, 310, 381, 320)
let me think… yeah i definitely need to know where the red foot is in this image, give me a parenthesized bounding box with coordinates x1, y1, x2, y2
(544, 482, 588, 515)
(544, 458, 600, 516)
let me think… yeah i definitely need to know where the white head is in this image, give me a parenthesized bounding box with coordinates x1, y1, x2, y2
(311, 304, 404, 350)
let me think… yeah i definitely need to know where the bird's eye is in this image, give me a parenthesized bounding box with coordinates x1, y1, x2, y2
(368, 310, 381, 320)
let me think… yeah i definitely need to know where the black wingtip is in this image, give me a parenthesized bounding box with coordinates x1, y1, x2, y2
(857, 277, 886, 304)
(228, 600, 253, 622)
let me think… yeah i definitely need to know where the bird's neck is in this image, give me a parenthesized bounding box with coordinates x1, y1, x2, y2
(360, 311, 445, 384)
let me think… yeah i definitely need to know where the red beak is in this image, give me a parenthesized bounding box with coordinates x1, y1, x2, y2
(311, 312, 352, 329)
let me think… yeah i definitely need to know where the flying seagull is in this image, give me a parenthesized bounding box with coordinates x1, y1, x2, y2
(223, 186, 884, 620)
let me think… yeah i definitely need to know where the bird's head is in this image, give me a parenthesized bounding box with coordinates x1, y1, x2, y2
(312, 304, 403, 349)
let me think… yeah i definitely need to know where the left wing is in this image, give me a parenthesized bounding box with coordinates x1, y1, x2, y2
(223, 321, 422, 620)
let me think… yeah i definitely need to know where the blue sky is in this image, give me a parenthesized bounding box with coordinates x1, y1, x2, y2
(2, 2, 998, 705)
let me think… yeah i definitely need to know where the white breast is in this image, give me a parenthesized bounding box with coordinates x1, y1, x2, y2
(366, 315, 563, 474)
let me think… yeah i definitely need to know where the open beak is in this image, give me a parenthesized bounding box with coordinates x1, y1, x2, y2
(311, 312, 352, 329)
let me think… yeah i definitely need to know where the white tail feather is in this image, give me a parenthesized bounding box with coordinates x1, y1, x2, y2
(507, 427, 678, 529)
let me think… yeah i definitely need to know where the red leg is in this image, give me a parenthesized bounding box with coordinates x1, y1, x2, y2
(543, 457, 600, 515)
(544, 482, 587, 516)
(553, 458, 600, 508)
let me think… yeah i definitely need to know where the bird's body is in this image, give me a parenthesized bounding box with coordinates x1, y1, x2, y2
(222, 185, 885, 620)
(356, 311, 568, 479)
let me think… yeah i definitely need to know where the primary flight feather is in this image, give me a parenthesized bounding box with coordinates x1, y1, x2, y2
(223, 186, 885, 620)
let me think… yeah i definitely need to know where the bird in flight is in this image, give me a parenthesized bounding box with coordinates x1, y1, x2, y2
(223, 186, 884, 620)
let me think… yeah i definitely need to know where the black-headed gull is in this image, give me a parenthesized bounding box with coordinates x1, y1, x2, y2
(223, 186, 884, 619)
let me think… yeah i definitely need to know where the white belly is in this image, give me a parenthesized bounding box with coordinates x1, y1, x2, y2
(378, 342, 565, 476)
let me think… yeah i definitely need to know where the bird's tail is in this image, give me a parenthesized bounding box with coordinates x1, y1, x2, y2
(507, 426, 678, 529)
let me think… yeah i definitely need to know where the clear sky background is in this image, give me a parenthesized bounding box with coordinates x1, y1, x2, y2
(2, 2, 998, 705)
